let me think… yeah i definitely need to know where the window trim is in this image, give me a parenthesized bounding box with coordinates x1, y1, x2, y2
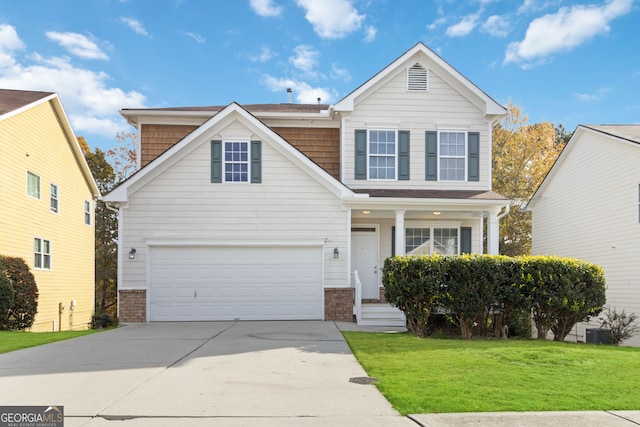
(50, 183, 59, 214)
(84, 200, 91, 226)
(223, 140, 251, 184)
(26, 171, 41, 200)
(34, 237, 52, 270)
(405, 222, 462, 255)
(438, 130, 468, 182)
(367, 128, 398, 181)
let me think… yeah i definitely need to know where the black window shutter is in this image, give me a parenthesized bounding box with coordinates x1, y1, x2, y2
(211, 140, 222, 183)
(251, 140, 262, 183)
(425, 131, 437, 181)
(468, 132, 480, 181)
(355, 129, 367, 180)
(398, 130, 410, 180)
(461, 227, 472, 254)
(391, 226, 396, 257)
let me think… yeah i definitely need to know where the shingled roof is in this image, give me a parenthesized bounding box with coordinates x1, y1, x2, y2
(121, 103, 331, 114)
(0, 89, 54, 117)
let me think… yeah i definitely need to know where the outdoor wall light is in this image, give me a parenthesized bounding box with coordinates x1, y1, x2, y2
(333, 247, 339, 259)
(128, 248, 136, 260)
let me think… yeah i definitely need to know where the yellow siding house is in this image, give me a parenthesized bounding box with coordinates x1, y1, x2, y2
(0, 89, 100, 331)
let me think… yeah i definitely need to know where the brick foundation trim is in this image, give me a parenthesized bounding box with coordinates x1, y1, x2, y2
(324, 288, 354, 322)
(119, 289, 146, 322)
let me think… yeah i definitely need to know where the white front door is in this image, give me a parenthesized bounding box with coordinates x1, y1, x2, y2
(351, 227, 379, 299)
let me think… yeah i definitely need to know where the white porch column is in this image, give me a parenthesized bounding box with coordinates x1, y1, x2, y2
(395, 210, 406, 256)
(486, 210, 500, 255)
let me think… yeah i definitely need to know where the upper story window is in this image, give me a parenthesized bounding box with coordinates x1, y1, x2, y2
(407, 64, 428, 91)
(50, 184, 59, 213)
(27, 171, 40, 199)
(84, 200, 91, 225)
(439, 132, 466, 181)
(368, 130, 397, 180)
(425, 131, 479, 182)
(34, 237, 51, 270)
(211, 140, 262, 184)
(225, 142, 249, 182)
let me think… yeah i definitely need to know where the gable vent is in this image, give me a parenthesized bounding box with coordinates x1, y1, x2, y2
(407, 64, 428, 92)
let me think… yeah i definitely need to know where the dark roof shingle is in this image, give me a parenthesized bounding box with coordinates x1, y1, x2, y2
(0, 89, 53, 116)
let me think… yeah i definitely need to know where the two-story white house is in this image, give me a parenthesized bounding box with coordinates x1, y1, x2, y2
(103, 43, 509, 325)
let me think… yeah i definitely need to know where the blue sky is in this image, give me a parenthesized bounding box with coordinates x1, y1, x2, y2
(0, 0, 638, 151)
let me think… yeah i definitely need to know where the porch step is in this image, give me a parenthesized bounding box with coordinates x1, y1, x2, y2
(358, 303, 406, 327)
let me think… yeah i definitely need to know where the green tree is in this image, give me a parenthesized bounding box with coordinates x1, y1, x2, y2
(492, 104, 566, 255)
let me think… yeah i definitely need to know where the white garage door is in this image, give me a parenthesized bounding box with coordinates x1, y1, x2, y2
(149, 245, 323, 321)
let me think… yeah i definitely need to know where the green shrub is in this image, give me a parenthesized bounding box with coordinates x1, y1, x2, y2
(599, 306, 640, 345)
(0, 271, 15, 328)
(91, 312, 119, 329)
(383, 254, 605, 341)
(0, 256, 39, 330)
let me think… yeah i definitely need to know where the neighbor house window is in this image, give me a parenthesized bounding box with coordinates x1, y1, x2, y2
(27, 171, 40, 199)
(439, 132, 466, 181)
(224, 142, 249, 182)
(405, 227, 459, 255)
(84, 200, 91, 225)
(369, 130, 397, 180)
(34, 238, 51, 270)
(50, 184, 59, 213)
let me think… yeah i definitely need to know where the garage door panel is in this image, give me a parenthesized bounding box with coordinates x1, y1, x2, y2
(149, 246, 322, 321)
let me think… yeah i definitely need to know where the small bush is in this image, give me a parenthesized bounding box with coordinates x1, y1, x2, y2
(91, 313, 119, 329)
(0, 256, 39, 330)
(0, 271, 15, 328)
(599, 307, 640, 345)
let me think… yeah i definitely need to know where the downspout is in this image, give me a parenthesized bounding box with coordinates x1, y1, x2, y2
(496, 203, 510, 220)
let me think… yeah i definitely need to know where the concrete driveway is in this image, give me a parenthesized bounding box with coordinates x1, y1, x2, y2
(0, 321, 413, 426)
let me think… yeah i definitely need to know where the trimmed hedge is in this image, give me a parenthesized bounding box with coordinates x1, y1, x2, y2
(0, 271, 15, 328)
(0, 256, 39, 330)
(383, 254, 605, 340)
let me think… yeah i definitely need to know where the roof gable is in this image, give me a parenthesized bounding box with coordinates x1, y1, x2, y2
(104, 102, 353, 202)
(0, 89, 100, 198)
(334, 42, 506, 122)
(527, 124, 640, 210)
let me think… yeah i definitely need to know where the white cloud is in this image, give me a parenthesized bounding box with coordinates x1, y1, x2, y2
(482, 15, 510, 37)
(45, 31, 108, 60)
(296, 0, 365, 39)
(331, 63, 351, 82)
(120, 17, 149, 36)
(427, 16, 447, 31)
(363, 25, 377, 43)
(249, 0, 283, 17)
(572, 87, 612, 102)
(184, 32, 206, 43)
(249, 46, 276, 62)
(505, 0, 633, 66)
(0, 24, 25, 67)
(446, 13, 481, 37)
(0, 26, 146, 138)
(261, 74, 338, 104)
(289, 44, 319, 75)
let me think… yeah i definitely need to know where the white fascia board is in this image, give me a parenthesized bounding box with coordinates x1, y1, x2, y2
(343, 197, 508, 212)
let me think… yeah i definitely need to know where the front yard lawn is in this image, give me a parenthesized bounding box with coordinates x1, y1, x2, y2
(0, 330, 99, 354)
(342, 332, 640, 415)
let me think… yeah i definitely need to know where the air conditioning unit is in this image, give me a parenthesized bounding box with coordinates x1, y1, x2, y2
(585, 328, 613, 344)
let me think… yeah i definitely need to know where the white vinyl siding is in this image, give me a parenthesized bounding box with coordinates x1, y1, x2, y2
(342, 55, 490, 191)
(531, 129, 640, 345)
(120, 121, 348, 292)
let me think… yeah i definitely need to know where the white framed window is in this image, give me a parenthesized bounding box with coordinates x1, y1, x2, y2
(439, 131, 466, 181)
(224, 141, 249, 182)
(27, 171, 40, 199)
(34, 237, 51, 270)
(50, 183, 59, 213)
(368, 129, 397, 180)
(406, 224, 460, 255)
(84, 200, 91, 225)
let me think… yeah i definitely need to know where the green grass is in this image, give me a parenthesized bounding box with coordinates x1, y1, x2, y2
(0, 329, 100, 354)
(342, 332, 640, 415)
